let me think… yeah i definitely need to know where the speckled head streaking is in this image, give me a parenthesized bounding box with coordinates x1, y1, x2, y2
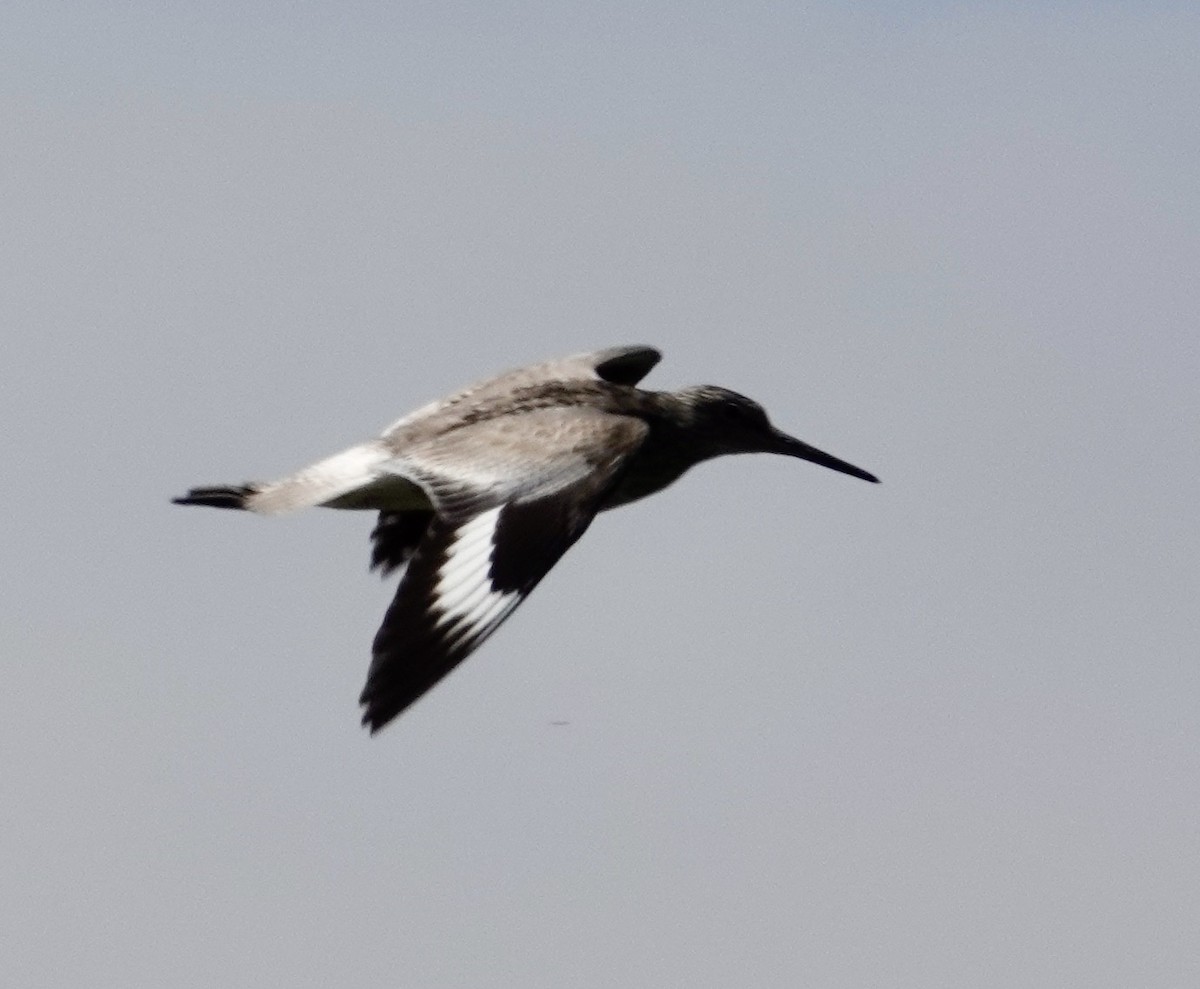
(173, 345, 879, 733)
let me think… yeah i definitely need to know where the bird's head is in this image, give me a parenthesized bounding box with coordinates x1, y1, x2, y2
(677, 385, 879, 483)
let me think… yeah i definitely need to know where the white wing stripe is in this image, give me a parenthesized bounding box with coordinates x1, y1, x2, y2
(473, 593, 519, 635)
(437, 509, 501, 580)
(436, 542, 493, 597)
(447, 522, 494, 557)
(443, 588, 520, 647)
(450, 507, 503, 547)
(435, 572, 494, 628)
(432, 506, 511, 635)
(446, 593, 520, 650)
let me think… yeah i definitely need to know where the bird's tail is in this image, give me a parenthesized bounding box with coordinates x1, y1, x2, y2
(173, 441, 393, 515)
(172, 484, 260, 510)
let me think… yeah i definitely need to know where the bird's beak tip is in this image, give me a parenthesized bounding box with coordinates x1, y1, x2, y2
(772, 431, 879, 484)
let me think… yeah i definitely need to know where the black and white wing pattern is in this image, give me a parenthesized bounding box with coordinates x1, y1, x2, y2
(358, 409, 648, 732)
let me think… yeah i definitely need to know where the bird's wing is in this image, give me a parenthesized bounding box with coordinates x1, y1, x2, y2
(381, 346, 661, 435)
(585, 345, 662, 385)
(369, 509, 436, 577)
(359, 408, 649, 732)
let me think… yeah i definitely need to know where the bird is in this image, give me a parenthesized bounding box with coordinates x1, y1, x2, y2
(173, 345, 879, 733)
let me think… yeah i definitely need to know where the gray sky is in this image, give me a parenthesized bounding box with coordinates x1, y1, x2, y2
(3, 3, 1198, 987)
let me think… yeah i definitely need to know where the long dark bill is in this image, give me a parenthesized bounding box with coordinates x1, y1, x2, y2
(771, 430, 880, 484)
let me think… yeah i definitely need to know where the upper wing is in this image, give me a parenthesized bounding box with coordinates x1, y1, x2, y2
(358, 409, 648, 733)
(381, 345, 661, 437)
(588, 345, 661, 385)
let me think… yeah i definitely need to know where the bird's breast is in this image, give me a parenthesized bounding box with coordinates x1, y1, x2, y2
(601, 447, 697, 510)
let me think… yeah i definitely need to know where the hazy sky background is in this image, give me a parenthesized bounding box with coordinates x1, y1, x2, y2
(3, 3, 1198, 987)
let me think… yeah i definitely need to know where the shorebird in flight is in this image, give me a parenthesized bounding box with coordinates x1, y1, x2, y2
(174, 346, 878, 733)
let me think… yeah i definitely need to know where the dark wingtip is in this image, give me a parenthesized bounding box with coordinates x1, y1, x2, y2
(359, 694, 394, 736)
(358, 680, 389, 735)
(172, 484, 256, 509)
(593, 346, 662, 385)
